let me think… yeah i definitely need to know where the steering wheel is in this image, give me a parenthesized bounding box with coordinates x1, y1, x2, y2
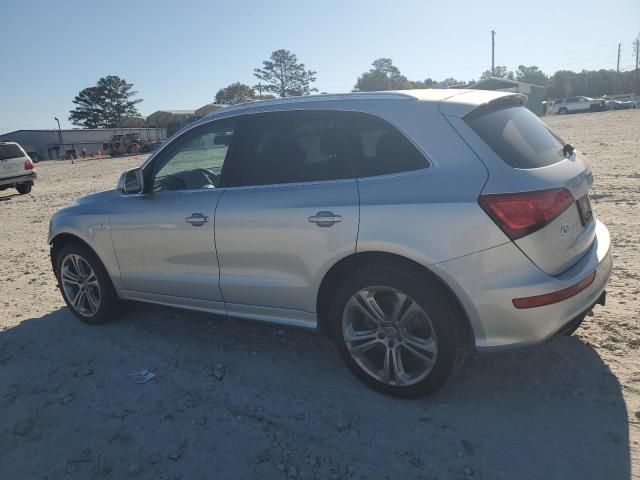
(190, 168, 218, 188)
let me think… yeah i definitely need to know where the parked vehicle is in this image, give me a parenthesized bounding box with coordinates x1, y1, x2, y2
(553, 96, 606, 114)
(0, 141, 36, 195)
(609, 100, 637, 110)
(49, 90, 612, 397)
(103, 133, 148, 156)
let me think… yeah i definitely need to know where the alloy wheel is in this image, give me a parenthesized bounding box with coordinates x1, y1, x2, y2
(60, 253, 101, 317)
(342, 286, 438, 387)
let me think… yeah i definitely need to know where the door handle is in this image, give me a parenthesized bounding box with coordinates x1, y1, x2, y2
(308, 211, 342, 227)
(185, 213, 209, 226)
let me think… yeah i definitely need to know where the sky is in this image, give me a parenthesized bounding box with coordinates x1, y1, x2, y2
(1, 0, 638, 132)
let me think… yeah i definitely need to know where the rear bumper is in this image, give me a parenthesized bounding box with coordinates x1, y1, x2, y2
(0, 172, 36, 187)
(431, 219, 612, 350)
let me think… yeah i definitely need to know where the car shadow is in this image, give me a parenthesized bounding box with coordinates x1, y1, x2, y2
(0, 192, 20, 201)
(0, 304, 630, 480)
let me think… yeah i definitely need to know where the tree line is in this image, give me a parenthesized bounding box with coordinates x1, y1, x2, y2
(69, 48, 640, 128)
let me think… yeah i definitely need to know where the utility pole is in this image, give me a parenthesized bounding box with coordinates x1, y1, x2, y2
(635, 38, 639, 71)
(54, 117, 65, 160)
(491, 30, 496, 76)
(616, 42, 621, 81)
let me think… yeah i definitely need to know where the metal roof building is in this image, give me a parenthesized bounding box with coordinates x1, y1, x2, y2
(452, 77, 546, 116)
(0, 127, 166, 161)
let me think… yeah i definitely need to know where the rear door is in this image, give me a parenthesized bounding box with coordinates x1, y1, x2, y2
(0, 143, 27, 180)
(460, 102, 595, 275)
(214, 110, 359, 324)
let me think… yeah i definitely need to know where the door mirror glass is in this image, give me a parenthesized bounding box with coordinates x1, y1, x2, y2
(117, 168, 144, 194)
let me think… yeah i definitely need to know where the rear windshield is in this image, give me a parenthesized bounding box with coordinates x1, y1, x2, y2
(465, 106, 565, 169)
(0, 144, 24, 161)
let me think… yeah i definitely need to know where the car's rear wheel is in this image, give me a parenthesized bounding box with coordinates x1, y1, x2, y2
(16, 182, 32, 195)
(328, 264, 468, 398)
(55, 242, 120, 324)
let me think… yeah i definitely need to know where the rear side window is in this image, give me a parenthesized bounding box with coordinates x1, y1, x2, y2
(351, 113, 428, 177)
(232, 111, 352, 187)
(465, 106, 565, 169)
(0, 144, 24, 160)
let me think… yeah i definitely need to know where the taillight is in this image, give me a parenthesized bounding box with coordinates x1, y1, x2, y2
(24, 159, 35, 170)
(478, 188, 574, 240)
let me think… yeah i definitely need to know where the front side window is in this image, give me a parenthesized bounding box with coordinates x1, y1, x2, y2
(351, 113, 428, 177)
(233, 111, 351, 187)
(150, 120, 236, 192)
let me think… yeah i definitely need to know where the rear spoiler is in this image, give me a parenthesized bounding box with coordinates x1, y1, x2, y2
(463, 94, 528, 121)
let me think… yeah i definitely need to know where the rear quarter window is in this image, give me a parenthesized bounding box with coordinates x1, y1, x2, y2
(351, 113, 428, 177)
(465, 106, 565, 169)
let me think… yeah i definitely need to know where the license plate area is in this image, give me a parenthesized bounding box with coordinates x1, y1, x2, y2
(576, 195, 593, 226)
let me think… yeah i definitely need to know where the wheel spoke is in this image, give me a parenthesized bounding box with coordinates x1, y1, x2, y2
(343, 326, 378, 343)
(86, 289, 99, 312)
(85, 272, 98, 287)
(403, 334, 437, 355)
(61, 267, 80, 285)
(352, 290, 386, 325)
(70, 255, 83, 278)
(390, 292, 409, 323)
(350, 338, 381, 355)
(392, 347, 405, 380)
(397, 301, 423, 327)
(72, 289, 84, 309)
(402, 342, 435, 366)
(383, 348, 391, 381)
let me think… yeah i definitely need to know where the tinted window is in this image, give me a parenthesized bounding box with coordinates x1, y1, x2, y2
(351, 113, 428, 177)
(233, 111, 351, 186)
(150, 120, 236, 192)
(465, 106, 565, 169)
(0, 144, 23, 160)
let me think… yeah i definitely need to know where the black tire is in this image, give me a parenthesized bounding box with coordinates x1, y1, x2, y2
(328, 263, 468, 398)
(55, 242, 121, 324)
(559, 107, 568, 115)
(16, 182, 32, 195)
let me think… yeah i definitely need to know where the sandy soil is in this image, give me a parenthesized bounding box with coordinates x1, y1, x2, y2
(1, 110, 638, 479)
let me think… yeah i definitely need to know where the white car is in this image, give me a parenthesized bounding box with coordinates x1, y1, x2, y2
(0, 142, 36, 195)
(553, 96, 606, 114)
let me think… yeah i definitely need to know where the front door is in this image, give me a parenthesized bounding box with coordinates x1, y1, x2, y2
(110, 118, 239, 309)
(215, 110, 359, 325)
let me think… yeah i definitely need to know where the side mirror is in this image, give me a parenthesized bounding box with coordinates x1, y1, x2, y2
(117, 168, 144, 194)
(563, 144, 575, 158)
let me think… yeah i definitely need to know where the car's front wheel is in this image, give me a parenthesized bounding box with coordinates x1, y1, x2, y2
(328, 264, 468, 398)
(55, 242, 120, 324)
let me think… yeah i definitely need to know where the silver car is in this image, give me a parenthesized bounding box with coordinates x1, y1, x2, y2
(49, 90, 612, 397)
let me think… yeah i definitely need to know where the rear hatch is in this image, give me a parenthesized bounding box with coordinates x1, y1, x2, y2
(0, 143, 30, 180)
(458, 96, 595, 276)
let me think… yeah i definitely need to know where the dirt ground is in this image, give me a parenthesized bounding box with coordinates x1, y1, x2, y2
(1, 110, 638, 480)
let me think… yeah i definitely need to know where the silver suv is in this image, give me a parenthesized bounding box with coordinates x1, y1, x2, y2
(49, 90, 612, 397)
